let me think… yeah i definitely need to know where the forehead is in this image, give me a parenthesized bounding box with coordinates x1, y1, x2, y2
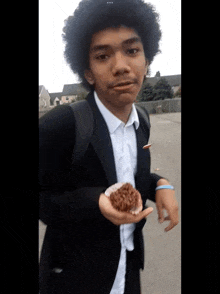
(90, 26, 143, 51)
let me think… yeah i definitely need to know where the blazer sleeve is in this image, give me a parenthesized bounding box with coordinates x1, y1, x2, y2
(39, 105, 106, 226)
(147, 172, 163, 202)
(136, 106, 165, 203)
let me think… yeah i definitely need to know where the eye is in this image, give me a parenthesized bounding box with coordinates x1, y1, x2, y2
(127, 48, 140, 55)
(96, 54, 109, 61)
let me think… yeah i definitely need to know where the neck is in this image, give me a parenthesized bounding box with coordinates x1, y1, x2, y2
(95, 92, 133, 124)
(101, 98, 133, 124)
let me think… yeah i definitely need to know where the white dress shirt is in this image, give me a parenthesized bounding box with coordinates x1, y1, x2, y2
(94, 92, 139, 294)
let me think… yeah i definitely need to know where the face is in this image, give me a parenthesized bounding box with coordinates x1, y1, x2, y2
(85, 26, 148, 109)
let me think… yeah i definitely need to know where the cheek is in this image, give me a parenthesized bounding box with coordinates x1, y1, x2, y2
(134, 60, 147, 78)
(133, 53, 147, 71)
(91, 65, 111, 86)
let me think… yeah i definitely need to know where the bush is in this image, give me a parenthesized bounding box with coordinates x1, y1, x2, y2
(152, 78, 174, 100)
(139, 77, 174, 101)
(140, 83, 155, 101)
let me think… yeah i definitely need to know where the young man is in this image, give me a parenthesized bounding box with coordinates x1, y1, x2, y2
(39, 1, 179, 293)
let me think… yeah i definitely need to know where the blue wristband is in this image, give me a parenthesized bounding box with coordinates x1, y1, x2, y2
(155, 185, 174, 191)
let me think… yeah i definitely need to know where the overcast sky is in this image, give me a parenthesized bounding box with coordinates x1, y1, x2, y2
(39, 0, 181, 93)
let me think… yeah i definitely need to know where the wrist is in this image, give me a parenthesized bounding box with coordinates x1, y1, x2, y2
(157, 178, 170, 186)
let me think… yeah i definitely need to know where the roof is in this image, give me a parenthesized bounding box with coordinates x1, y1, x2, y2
(39, 85, 43, 95)
(146, 74, 181, 87)
(62, 83, 87, 96)
(49, 92, 62, 103)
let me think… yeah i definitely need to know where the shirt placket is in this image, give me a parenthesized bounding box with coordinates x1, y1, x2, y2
(120, 125, 135, 251)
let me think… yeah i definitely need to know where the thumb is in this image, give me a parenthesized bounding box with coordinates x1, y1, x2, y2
(138, 207, 153, 221)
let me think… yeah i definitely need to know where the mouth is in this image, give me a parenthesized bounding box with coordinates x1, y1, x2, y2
(113, 81, 134, 88)
(111, 80, 137, 91)
(114, 81, 133, 87)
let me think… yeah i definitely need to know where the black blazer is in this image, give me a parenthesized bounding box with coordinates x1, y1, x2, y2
(39, 92, 162, 294)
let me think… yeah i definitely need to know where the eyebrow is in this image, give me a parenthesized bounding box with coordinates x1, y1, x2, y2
(90, 37, 142, 53)
(123, 37, 141, 45)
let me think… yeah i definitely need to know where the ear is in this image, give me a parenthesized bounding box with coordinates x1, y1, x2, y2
(145, 59, 149, 75)
(84, 69, 95, 85)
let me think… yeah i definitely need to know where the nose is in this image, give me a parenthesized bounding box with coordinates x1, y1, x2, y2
(112, 52, 131, 76)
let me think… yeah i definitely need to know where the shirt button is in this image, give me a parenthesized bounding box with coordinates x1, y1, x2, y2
(52, 268, 63, 273)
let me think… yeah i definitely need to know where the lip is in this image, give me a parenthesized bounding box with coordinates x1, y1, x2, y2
(113, 81, 134, 87)
(112, 81, 135, 91)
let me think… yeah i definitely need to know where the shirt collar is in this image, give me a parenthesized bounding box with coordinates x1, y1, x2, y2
(94, 91, 139, 134)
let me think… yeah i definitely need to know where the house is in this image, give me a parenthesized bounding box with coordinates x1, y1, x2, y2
(49, 92, 63, 106)
(61, 83, 88, 103)
(146, 74, 181, 94)
(39, 85, 51, 110)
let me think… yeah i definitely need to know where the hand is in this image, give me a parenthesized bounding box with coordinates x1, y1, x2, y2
(99, 193, 153, 226)
(156, 179, 179, 232)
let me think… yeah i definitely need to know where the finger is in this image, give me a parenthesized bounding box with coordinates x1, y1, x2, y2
(131, 207, 154, 224)
(164, 222, 175, 232)
(164, 206, 179, 231)
(119, 207, 154, 225)
(156, 203, 164, 223)
(139, 207, 154, 219)
(156, 201, 164, 223)
(164, 219, 179, 232)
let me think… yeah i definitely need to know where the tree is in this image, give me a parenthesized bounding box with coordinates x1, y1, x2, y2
(139, 83, 155, 101)
(155, 71, 161, 77)
(153, 78, 174, 100)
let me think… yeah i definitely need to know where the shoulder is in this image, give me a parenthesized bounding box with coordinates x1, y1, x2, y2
(39, 105, 75, 128)
(135, 104, 150, 117)
(135, 104, 151, 129)
(39, 105, 76, 141)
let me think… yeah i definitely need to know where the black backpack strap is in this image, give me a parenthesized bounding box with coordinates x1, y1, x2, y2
(135, 104, 151, 135)
(69, 100, 94, 164)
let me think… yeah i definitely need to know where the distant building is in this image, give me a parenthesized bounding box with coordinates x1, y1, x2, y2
(61, 83, 87, 103)
(146, 74, 181, 94)
(39, 85, 51, 110)
(49, 92, 62, 106)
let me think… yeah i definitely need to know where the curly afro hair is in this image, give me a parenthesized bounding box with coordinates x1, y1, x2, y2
(62, 0, 161, 91)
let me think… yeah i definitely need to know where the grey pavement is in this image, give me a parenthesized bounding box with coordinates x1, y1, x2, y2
(140, 112, 181, 294)
(39, 112, 181, 293)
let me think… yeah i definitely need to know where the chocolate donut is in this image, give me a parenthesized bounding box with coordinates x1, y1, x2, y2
(109, 183, 140, 212)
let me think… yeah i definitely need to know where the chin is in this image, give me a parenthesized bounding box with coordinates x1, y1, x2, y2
(95, 87, 138, 107)
(120, 92, 137, 100)
(114, 92, 137, 106)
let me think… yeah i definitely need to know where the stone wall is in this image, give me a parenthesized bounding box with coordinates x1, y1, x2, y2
(136, 98, 181, 114)
(39, 98, 181, 118)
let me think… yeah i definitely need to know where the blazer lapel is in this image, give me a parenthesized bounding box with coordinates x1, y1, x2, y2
(87, 93, 117, 187)
(135, 109, 151, 196)
(86, 94, 151, 189)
